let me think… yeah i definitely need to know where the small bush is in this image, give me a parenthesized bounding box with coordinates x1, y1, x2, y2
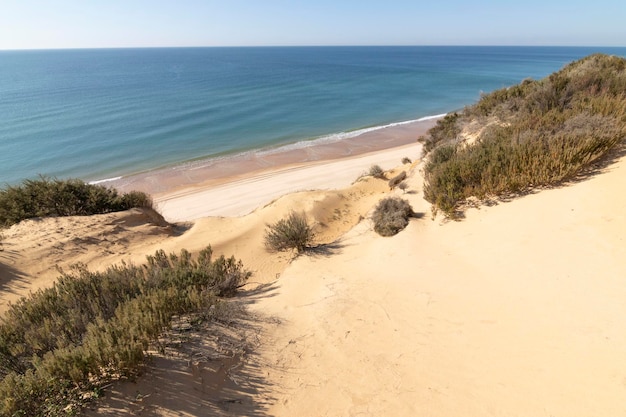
(401, 157, 412, 164)
(368, 165, 386, 179)
(372, 197, 414, 236)
(119, 190, 153, 209)
(398, 182, 409, 193)
(264, 211, 314, 253)
(388, 171, 407, 189)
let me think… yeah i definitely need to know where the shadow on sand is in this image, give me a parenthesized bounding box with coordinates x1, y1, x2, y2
(0, 245, 31, 306)
(81, 282, 283, 416)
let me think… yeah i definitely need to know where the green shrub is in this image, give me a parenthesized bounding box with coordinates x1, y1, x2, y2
(119, 190, 153, 210)
(372, 197, 414, 237)
(421, 112, 460, 154)
(264, 211, 314, 253)
(0, 177, 153, 227)
(0, 246, 249, 417)
(422, 53, 626, 216)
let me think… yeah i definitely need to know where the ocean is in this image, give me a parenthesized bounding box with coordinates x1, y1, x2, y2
(1, 46, 625, 185)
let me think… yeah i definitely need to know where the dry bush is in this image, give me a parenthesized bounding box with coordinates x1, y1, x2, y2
(368, 164, 386, 179)
(264, 211, 314, 253)
(372, 197, 414, 237)
(388, 171, 407, 189)
(401, 157, 412, 164)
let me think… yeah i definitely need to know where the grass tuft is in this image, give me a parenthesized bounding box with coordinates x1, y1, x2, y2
(264, 211, 315, 253)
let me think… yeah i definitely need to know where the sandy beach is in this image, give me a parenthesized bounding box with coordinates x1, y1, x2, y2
(2, 118, 626, 416)
(109, 118, 438, 197)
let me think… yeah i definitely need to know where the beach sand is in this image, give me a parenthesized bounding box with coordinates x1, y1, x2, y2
(254, 154, 626, 416)
(110, 117, 437, 205)
(2, 118, 626, 416)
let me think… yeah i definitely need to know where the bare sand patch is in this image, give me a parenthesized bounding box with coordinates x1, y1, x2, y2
(254, 155, 626, 416)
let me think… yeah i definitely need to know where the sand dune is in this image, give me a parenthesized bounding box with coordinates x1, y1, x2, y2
(254, 154, 626, 416)
(0, 208, 174, 313)
(2, 142, 626, 416)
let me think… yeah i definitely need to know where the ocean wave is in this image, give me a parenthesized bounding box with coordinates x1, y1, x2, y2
(88, 176, 122, 185)
(417, 113, 448, 121)
(92, 114, 445, 181)
(254, 114, 446, 157)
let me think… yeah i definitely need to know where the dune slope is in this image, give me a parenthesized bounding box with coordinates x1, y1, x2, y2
(254, 155, 626, 416)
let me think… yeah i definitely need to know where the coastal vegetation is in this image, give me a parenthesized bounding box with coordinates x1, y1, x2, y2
(388, 171, 407, 189)
(0, 177, 152, 228)
(0, 247, 249, 417)
(264, 211, 315, 253)
(421, 53, 626, 217)
(3, 51, 625, 416)
(368, 164, 386, 179)
(372, 197, 414, 236)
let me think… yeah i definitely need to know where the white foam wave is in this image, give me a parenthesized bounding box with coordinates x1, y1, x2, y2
(88, 176, 122, 185)
(255, 114, 446, 157)
(417, 113, 448, 121)
(123, 113, 447, 175)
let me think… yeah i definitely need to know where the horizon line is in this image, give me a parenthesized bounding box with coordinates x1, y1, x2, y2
(2, 44, 626, 52)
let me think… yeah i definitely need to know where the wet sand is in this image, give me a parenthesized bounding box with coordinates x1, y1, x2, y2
(109, 118, 439, 196)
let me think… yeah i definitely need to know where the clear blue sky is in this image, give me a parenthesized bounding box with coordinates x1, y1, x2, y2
(1, 0, 624, 49)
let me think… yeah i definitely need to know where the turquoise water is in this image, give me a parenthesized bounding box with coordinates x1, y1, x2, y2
(1, 46, 625, 185)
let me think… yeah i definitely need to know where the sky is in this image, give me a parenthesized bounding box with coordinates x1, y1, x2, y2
(1, 0, 625, 50)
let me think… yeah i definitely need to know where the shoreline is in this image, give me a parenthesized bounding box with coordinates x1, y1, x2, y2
(108, 116, 440, 200)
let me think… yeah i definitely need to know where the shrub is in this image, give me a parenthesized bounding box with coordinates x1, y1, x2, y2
(0, 246, 249, 417)
(421, 53, 626, 217)
(372, 197, 414, 236)
(0, 177, 153, 227)
(421, 112, 460, 154)
(368, 164, 386, 179)
(388, 171, 407, 189)
(264, 211, 314, 253)
(401, 157, 412, 164)
(398, 182, 409, 193)
(119, 190, 153, 210)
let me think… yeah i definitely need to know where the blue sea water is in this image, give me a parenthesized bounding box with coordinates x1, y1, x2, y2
(1, 46, 625, 185)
